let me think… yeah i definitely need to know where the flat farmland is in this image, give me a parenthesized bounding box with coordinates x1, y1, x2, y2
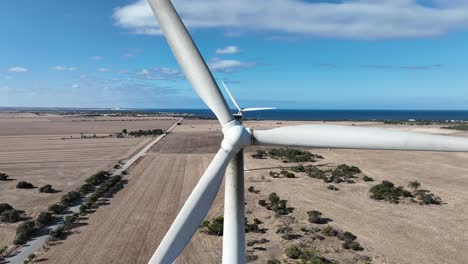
(39, 121, 225, 264)
(36, 120, 468, 264)
(0, 113, 177, 136)
(0, 114, 175, 247)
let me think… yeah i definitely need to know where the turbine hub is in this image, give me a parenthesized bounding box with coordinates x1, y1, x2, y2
(221, 120, 252, 153)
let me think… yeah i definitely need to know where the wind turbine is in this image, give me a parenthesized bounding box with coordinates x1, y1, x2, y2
(146, 1, 468, 263)
(221, 81, 276, 116)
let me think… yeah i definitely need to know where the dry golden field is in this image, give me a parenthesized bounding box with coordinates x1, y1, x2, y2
(37, 119, 468, 264)
(0, 113, 174, 247)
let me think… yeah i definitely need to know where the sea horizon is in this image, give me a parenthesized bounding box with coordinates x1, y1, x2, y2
(2, 107, 468, 121)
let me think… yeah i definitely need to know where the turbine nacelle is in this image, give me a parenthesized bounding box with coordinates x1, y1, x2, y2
(221, 120, 253, 153)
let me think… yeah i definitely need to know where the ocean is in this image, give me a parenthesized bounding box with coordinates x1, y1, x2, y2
(124, 109, 468, 121)
(3, 108, 468, 121)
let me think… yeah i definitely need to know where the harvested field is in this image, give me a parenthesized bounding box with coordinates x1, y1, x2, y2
(0, 115, 176, 247)
(0, 113, 176, 136)
(33, 120, 468, 264)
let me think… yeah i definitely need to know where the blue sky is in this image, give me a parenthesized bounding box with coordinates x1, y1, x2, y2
(1, 0, 468, 109)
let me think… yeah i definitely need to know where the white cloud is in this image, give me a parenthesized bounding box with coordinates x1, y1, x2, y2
(208, 58, 256, 73)
(113, 0, 468, 39)
(136, 67, 184, 80)
(216, 46, 241, 55)
(72, 84, 80, 88)
(51, 66, 77, 71)
(97, 68, 111, 72)
(90, 56, 104, 61)
(8, 67, 28, 72)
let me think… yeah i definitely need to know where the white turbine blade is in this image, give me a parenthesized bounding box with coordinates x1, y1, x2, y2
(149, 148, 234, 264)
(241, 107, 276, 112)
(221, 81, 242, 112)
(147, 0, 233, 126)
(252, 125, 468, 152)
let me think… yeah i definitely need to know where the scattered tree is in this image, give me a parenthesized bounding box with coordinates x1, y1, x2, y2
(0, 172, 9, 181)
(36, 211, 53, 228)
(307, 210, 323, 224)
(363, 176, 374, 182)
(16, 181, 34, 189)
(39, 184, 55, 193)
(408, 181, 421, 190)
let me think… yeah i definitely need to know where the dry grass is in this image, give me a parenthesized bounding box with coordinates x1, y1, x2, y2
(11, 119, 468, 264)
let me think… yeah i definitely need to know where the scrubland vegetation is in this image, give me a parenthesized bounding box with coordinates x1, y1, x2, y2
(122, 128, 165, 137)
(441, 124, 468, 131)
(370, 180, 442, 205)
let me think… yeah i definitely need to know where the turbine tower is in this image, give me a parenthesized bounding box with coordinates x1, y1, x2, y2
(146, 1, 468, 263)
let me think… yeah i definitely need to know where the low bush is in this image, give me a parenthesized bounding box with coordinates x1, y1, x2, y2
(248, 186, 259, 194)
(0, 209, 20, 223)
(342, 239, 362, 251)
(267, 193, 291, 215)
(269, 171, 280, 178)
(0, 172, 9, 181)
(327, 185, 339, 191)
(60, 191, 81, 206)
(200, 216, 224, 236)
(306, 166, 327, 179)
(128, 129, 165, 137)
(251, 150, 267, 159)
(307, 210, 323, 224)
(49, 226, 66, 240)
(245, 218, 264, 233)
(0, 203, 13, 214)
(258, 199, 267, 207)
(85, 171, 110, 186)
(79, 183, 94, 195)
(16, 181, 34, 189)
(268, 148, 323, 163)
(36, 211, 53, 228)
(0, 245, 7, 255)
(280, 170, 296, 178)
(64, 215, 78, 226)
(363, 176, 374, 182)
(39, 184, 55, 193)
(285, 244, 331, 263)
(321, 225, 337, 237)
(369, 181, 413, 204)
(267, 259, 281, 264)
(14, 221, 36, 245)
(48, 203, 65, 214)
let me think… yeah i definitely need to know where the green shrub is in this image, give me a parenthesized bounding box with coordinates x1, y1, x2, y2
(0, 209, 20, 223)
(258, 199, 267, 207)
(79, 183, 94, 195)
(307, 210, 323, 224)
(251, 150, 267, 159)
(64, 215, 78, 226)
(280, 170, 296, 178)
(369, 181, 413, 203)
(14, 221, 36, 245)
(36, 211, 53, 227)
(306, 166, 326, 179)
(0, 203, 14, 214)
(321, 225, 337, 237)
(267, 259, 281, 264)
(0, 245, 7, 255)
(268, 148, 323, 163)
(49, 226, 66, 240)
(269, 193, 280, 204)
(285, 245, 302, 259)
(39, 184, 54, 193)
(408, 181, 421, 190)
(0, 172, 9, 181)
(200, 216, 224, 236)
(327, 185, 339, 191)
(363, 176, 374, 182)
(16, 181, 34, 189)
(85, 171, 110, 186)
(48, 203, 65, 214)
(60, 191, 81, 206)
